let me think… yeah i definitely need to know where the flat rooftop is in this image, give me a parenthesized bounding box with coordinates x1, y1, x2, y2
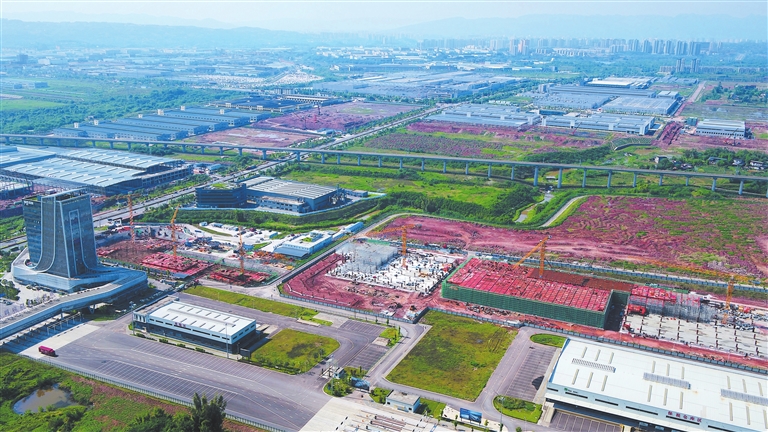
(446, 258, 612, 312)
(697, 119, 746, 129)
(7, 158, 142, 187)
(64, 148, 179, 169)
(549, 338, 767, 431)
(243, 177, 336, 200)
(148, 301, 255, 336)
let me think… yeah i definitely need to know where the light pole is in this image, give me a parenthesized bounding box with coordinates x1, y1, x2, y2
(499, 396, 504, 432)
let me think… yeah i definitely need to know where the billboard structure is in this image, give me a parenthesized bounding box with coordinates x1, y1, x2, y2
(460, 408, 482, 423)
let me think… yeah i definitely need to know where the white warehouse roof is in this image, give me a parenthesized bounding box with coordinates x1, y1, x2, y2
(148, 301, 255, 338)
(244, 177, 337, 200)
(547, 339, 767, 432)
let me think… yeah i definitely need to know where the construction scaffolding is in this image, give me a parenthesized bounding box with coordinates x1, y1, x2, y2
(335, 242, 399, 274)
(628, 286, 717, 322)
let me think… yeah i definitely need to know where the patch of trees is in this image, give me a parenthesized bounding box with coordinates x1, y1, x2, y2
(523, 145, 613, 165)
(125, 393, 227, 432)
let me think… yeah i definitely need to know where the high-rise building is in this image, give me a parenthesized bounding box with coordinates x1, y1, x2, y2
(13, 189, 147, 293)
(691, 58, 700, 73)
(23, 190, 99, 278)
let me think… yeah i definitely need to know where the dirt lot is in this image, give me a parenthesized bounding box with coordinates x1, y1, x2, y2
(262, 101, 419, 132)
(375, 196, 768, 277)
(185, 125, 311, 148)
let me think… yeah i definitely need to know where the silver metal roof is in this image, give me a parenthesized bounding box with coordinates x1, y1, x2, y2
(149, 301, 255, 336)
(7, 158, 142, 187)
(244, 177, 336, 200)
(64, 148, 178, 169)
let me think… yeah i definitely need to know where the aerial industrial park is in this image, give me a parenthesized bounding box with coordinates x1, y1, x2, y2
(0, 3, 766, 432)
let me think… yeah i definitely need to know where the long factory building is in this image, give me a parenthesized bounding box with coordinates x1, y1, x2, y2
(132, 298, 263, 353)
(0, 146, 189, 196)
(53, 106, 258, 141)
(196, 177, 347, 214)
(546, 338, 767, 432)
(694, 119, 746, 138)
(542, 113, 656, 135)
(428, 103, 541, 129)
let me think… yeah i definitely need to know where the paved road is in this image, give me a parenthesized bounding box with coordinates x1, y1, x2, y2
(369, 325, 565, 432)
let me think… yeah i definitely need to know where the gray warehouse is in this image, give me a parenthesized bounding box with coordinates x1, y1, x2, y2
(694, 119, 746, 138)
(428, 104, 540, 129)
(542, 113, 655, 135)
(602, 96, 680, 116)
(242, 177, 345, 213)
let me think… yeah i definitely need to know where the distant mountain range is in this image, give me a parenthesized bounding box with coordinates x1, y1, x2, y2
(394, 15, 767, 40)
(2, 14, 765, 50)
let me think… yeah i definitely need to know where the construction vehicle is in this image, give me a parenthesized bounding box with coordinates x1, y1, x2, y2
(170, 206, 180, 257)
(509, 235, 551, 278)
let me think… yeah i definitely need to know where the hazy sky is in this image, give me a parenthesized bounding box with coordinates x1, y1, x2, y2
(3, 1, 766, 32)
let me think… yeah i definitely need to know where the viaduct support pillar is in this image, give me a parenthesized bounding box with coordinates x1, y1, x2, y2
(487, 164, 492, 178)
(357, 155, 361, 166)
(659, 174, 664, 186)
(765, 184, 768, 199)
(443, 160, 447, 173)
(219, 147, 224, 156)
(337, 154, 341, 164)
(262, 149, 267, 160)
(607, 171, 612, 188)
(181, 144, 186, 153)
(510, 165, 515, 180)
(379, 157, 382, 168)
(92, 140, 97, 148)
(632, 172, 638, 188)
(22, 137, 27, 145)
(4, 136, 9, 144)
(685, 177, 690, 187)
(421, 159, 425, 171)
(712, 178, 717, 191)
(557, 168, 563, 188)
(321, 153, 325, 164)
(295, 151, 300, 162)
(127, 143, 132, 151)
(238, 148, 243, 156)
(57, 139, 62, 146)
(582, 169, 587, 188)
(399, 158, 403, 169)
(533, 166, 539, 186)
(200, 146, 205, 154)
(465, 162, 469, 175)
(738, 180, 744, 196)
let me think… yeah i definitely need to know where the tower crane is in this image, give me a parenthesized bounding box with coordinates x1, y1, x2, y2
(238, 226, 246, 276)
(377, 224, 418, 266)
(127, 195, 136, 244)
(170, 206, 180, 257)
(721, 276, 735, 325)
(510, 235, 551, 278)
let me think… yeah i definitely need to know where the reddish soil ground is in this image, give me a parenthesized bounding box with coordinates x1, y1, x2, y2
(185, 125, 311, 148)
(263, 101, 418, 132)
(667, 131, 768, 152)
(141, 252, 212, 276)
(209, 267, 270, 286)
(286, 251, 766, 369)
(376, 196, 768, 277)
(98, 238, 174, 263)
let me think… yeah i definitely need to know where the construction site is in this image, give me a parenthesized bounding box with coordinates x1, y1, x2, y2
(283, 220, 767, 368)
(95, 204, 279, 286)
(330, 241, 458, 293)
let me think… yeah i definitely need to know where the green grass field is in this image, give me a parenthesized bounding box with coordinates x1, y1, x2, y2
(494, 396, 543, 423)
(379, 327, 400, 346)
(417, 398, 446, 419)
(0, 353, 248, 432)
(386, 311, 515, 401)
(250, 329, 339, 374)
(0, 99, 64, 110)
(530, 334, 567, 348)
(185, 285, 325, 323)
(282, 167, 516, 209)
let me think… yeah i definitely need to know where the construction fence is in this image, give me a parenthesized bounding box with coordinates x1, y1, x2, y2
(441, 283, 615, 329)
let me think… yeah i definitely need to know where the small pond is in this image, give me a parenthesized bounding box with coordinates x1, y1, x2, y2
(13, 384, 77, 414)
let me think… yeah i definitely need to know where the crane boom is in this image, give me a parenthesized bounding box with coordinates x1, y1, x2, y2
(511, 235, 551, 278)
